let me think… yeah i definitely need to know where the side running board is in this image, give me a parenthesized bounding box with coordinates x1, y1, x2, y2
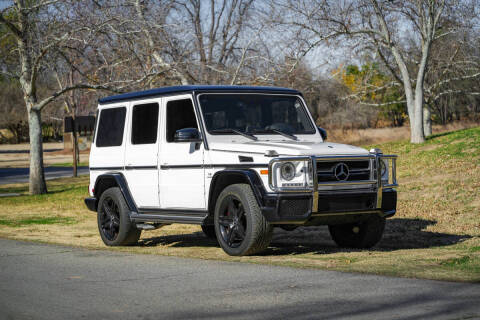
(130, 209, 208, 225)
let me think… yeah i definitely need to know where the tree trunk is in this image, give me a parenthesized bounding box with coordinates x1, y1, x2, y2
(423, 106, 432, 137)
(72, 117, 78, 177)
(410, 98, 426, 143)
(28, 108, 47, 194)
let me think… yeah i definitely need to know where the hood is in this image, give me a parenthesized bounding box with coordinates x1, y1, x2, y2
(209, 140, 369, 156)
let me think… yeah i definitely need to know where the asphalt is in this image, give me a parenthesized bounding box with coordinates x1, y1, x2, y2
(0, 166, 89, 185)
(0, 148, 62, 154)
(0, 239, 479, 320)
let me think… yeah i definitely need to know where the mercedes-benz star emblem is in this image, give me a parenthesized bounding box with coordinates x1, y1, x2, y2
(334, 163, 350, 181)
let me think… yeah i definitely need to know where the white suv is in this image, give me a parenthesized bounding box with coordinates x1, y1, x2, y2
(85, 85, 398, 256)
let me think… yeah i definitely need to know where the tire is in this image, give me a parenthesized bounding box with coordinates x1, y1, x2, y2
(328, 214, 385, 249)
(214, 184, 273, 256)
(201, 225, 217, 239)
(97, 187, 141, 246)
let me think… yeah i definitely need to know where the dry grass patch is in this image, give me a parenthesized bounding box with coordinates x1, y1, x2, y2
(1, 127, 480, 282)
(328, 121, 480, 146)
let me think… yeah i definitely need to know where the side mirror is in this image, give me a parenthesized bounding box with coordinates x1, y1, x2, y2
(317, 126, 327, 141)
(174, 128, 202, 142)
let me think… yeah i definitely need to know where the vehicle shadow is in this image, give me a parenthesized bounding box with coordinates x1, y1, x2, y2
(263, 218, 471, 256)
(138, 232, 219, 248)
(137, 218, 471, 255)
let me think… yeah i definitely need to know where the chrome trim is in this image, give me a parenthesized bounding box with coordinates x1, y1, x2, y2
(268, 151, 398, 214)
(314, 155, 376, 161)
(317, 180, 377, 187)
(379, 154, 399, 188)
(311, 155, 318, 212)
(268, 156, 314, 193)
(375, 150, 383, 208)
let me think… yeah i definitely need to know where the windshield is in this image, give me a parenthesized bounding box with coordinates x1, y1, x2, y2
(198, 94, 316, 135)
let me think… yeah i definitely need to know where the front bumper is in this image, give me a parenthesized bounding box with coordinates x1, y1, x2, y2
(261, 188, 397, 224)
(85, 197, 97, 212)
(262, 150, 398, 224)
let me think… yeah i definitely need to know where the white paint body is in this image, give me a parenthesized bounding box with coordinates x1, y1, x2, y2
(89, 93, 369, 210)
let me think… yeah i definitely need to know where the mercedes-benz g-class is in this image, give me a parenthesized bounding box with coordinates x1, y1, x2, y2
(85, 85, 398, 256)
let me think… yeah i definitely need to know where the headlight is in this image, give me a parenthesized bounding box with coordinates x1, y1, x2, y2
(381, 159, 389, 184)
(280, 162, 295, 181)
(269, 158, 313, 191)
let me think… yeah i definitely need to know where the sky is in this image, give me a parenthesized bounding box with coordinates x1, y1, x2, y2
(0, 1, 12, 10)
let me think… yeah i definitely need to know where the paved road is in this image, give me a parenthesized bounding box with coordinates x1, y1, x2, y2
(0, 166, 89, 185)
(0, 239, 479, 320)
(0, 148, 62, 154)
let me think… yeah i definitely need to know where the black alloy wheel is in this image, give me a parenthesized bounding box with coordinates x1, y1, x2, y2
(99, 196, 120, 241)
(218, 195, 247, 248)
(97, 187, 141, 246)
(201, 225, 217, 239)
(214, 184, 272, 256)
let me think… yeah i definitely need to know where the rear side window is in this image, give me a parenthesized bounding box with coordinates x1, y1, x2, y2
(166, 99, 198, 142)
(96, 107, 126, 147)
(131, 103, 159, 144)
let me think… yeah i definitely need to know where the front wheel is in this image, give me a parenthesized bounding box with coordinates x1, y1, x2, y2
(328, 215, 385, 249)
(214, 184, 273, 256)
(201, 225, 217, 239)
(97, 187, 141, 246)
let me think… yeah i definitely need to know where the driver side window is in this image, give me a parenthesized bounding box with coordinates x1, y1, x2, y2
(166, 99, 199, 142)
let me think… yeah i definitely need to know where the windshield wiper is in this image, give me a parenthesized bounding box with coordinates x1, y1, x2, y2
(210, 128, 258, 141)
(252, 128, 298, 141)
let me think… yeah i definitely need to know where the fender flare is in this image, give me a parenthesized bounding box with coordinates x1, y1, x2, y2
(93, 173, 138, 213)
(207, 169, 267, 217)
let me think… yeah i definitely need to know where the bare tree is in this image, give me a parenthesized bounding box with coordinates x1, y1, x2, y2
(423, 29, 480, 131)
(107, 0, 270, 86)
(55, 68, 80, 177)
(275, 0, 479, 143)
(0, 80, 27, 143)
(0, 0, 142, 194)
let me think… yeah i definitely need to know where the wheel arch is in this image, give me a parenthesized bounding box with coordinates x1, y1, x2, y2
(207, 169, 266, 220)
(93, 173, 138, 213)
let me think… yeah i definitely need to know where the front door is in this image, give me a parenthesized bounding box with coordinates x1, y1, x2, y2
(158, 95, 206, 209)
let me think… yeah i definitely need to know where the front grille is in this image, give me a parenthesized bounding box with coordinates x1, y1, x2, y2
(317, 160, 371, 182)
(317, 192, 376, 213)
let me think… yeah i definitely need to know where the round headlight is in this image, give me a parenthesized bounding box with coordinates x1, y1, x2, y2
(380, 159, 387, 177)
(280, 162, 296, 181)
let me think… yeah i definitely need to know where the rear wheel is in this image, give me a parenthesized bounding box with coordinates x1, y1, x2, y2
(214, 184, 272, 256)
(201, 225, 216, 239)
(97, 187, 141, 246)
(328, 214, 385, 249)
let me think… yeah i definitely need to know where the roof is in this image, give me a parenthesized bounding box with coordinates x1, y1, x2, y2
(98, 85, 301, 104)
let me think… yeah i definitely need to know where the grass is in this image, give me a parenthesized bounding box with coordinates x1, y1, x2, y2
(0, 127, 479, 282)
(0, 217, 75, 227)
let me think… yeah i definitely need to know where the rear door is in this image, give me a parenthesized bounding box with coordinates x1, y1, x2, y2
(124, 99, 161, 208)
(158, 94, 206, 209)
(89, 104, 128, 191)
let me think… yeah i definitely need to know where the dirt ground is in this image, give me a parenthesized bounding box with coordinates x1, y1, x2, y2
(327, 121, 480, 145)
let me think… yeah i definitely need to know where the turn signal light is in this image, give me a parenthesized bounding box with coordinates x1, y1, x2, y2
(260, 169, 268, 175)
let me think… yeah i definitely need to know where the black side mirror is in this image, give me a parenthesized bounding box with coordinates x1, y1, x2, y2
(174, 128, 202, 142)
(317, 126, 327, 141)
